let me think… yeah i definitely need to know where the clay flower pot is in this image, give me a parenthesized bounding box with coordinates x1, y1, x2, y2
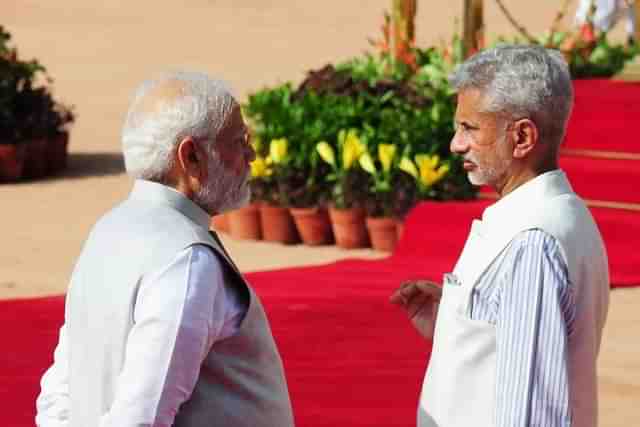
(290, 206, 333, 246)
(23, 138, 48, 179)
(228, 202, 262, 240)
(328, 205, 369, 249)
(210, 213, 230, 234)
(366, 216, 399, 252)
(46, 132, 69, 174)
(260, 203, 299, 244)
(0, 143, 27, 182)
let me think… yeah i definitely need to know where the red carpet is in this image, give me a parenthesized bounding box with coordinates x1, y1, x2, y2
(2, 79, 640, 426)
(565, 80, 640, 154)
(0, 274, 432, 427)
(559, 155, 640, 204)
(2, 201, 637, 426)
(396, 201, 640, 288)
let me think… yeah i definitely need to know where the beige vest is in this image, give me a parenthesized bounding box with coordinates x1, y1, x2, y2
(65, 180, 294, 426)
(419, 171, 609, 427)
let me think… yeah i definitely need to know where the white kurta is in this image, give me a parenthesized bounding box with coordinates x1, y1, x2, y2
(419, 170, 609, 427)
(36, 245, 247, 426)
(36, 180, 294, 427)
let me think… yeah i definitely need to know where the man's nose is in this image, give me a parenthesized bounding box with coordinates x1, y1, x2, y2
(450, 131, 468, 154)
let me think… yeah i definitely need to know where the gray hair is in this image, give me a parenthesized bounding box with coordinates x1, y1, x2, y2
(121, 71, 236, 182)
(449, 44, 574, 150)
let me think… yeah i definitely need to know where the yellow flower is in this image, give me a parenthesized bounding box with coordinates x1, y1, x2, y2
(341, 129, 366, 170)
(316, 141, 336, 167)
(250, 155, 272, 178)
(269, 138, 288, 164)
(415, 154, 450, 187)
(378, 144, 397, 172)
(359, 152, 376, 174)
(399, 157, 418, 178)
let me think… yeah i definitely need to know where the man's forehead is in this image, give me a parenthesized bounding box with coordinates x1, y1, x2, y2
(134, 79, 189, 115)
(455, 89, 491, 115)
(456, 87, 486, 103)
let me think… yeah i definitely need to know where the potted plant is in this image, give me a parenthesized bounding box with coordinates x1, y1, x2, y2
(286, 143, 334, 246)
(287, 161, 334, 245)
(0, 111, 26, 182)
(46, 101, 74, 174)
(0, 25, 74, 181)
(396, 153, 451, 238)
(359, 143, 402, 252)
(316, 128, 370, 249)
(243, 85, 336, 246)
(17, 85, 52, 179)
(258, 137, 300, 245)
(0, 82, 25, 181)
(238, 18, 477, 251)
(0, 26, 34, 182)
(227, 153, 270, 241)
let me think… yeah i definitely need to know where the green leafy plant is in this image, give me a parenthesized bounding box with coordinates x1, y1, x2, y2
(491, 1, 639, 79)
(316, 129, 369, 209)
(0, 26, 75, 145)
(241, 17, 480, 215)
(359, 143, 401, 217)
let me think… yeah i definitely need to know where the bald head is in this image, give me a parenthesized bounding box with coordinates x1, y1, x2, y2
(130, 78, 189, 117)
(121, 71, 237, 182)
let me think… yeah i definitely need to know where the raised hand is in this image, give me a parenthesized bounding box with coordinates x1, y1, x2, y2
(390, 279, 442, 339)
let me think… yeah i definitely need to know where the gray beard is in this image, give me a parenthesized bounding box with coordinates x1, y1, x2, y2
(466, 133, 512, 187)
(193, 157, 251, 215)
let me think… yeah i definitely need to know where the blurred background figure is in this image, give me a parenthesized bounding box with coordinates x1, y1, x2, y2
(575, 0, 637, 44)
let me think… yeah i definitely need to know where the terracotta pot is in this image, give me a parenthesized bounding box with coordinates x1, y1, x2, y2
(23, 138, 48, 179)
(260, 203, 299, 244)
(210, 213, 230, 234)
(0, 143, 27, 182)
(228, 203, 262, 240)
(47, 132, 69, 174)
(290, 206, 333, 246)
(366, 216, 399, 252)
(328, 205, 369, 249)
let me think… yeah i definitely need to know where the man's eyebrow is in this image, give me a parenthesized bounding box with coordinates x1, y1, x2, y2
(455, 119, 480, 129)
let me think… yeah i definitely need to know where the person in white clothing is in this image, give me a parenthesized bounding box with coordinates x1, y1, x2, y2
(575, 0, 637, 44)
(35, 72, 295, 426)
(391, 45, 609, 427)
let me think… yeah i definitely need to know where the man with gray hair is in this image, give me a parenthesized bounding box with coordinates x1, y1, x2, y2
(35, 72, 295, 426)
(391, 45, 609, 426)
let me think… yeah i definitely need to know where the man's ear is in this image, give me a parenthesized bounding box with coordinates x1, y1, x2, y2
(512, 118, 538, 159)
(176, 136, 203, 178)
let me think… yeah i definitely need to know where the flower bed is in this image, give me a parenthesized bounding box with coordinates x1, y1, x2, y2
(213, 6, 640, 252)
(0, 26, 74, 182)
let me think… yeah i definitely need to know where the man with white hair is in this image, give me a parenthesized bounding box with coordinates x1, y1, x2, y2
(391, 45, 609, 426)
(35, 72, 295, 427)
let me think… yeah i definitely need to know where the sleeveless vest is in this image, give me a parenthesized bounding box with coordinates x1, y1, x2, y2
(65, 180, 294, 426)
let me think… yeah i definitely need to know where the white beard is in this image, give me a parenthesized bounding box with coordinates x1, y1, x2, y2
(193, 154, 251, 215)
(467, 157, 506, 186)
(466, 134, 513, 187)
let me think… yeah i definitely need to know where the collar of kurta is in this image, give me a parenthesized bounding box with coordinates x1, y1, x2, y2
(129, 179, 211, 230)
(478, 169, 575, 243)
(454, 169, 576, 286)
(483, 169, 573, 222)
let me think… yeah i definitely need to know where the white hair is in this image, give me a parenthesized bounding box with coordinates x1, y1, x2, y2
(449, 44, 574, 150)
(121, 71, 236, 182)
